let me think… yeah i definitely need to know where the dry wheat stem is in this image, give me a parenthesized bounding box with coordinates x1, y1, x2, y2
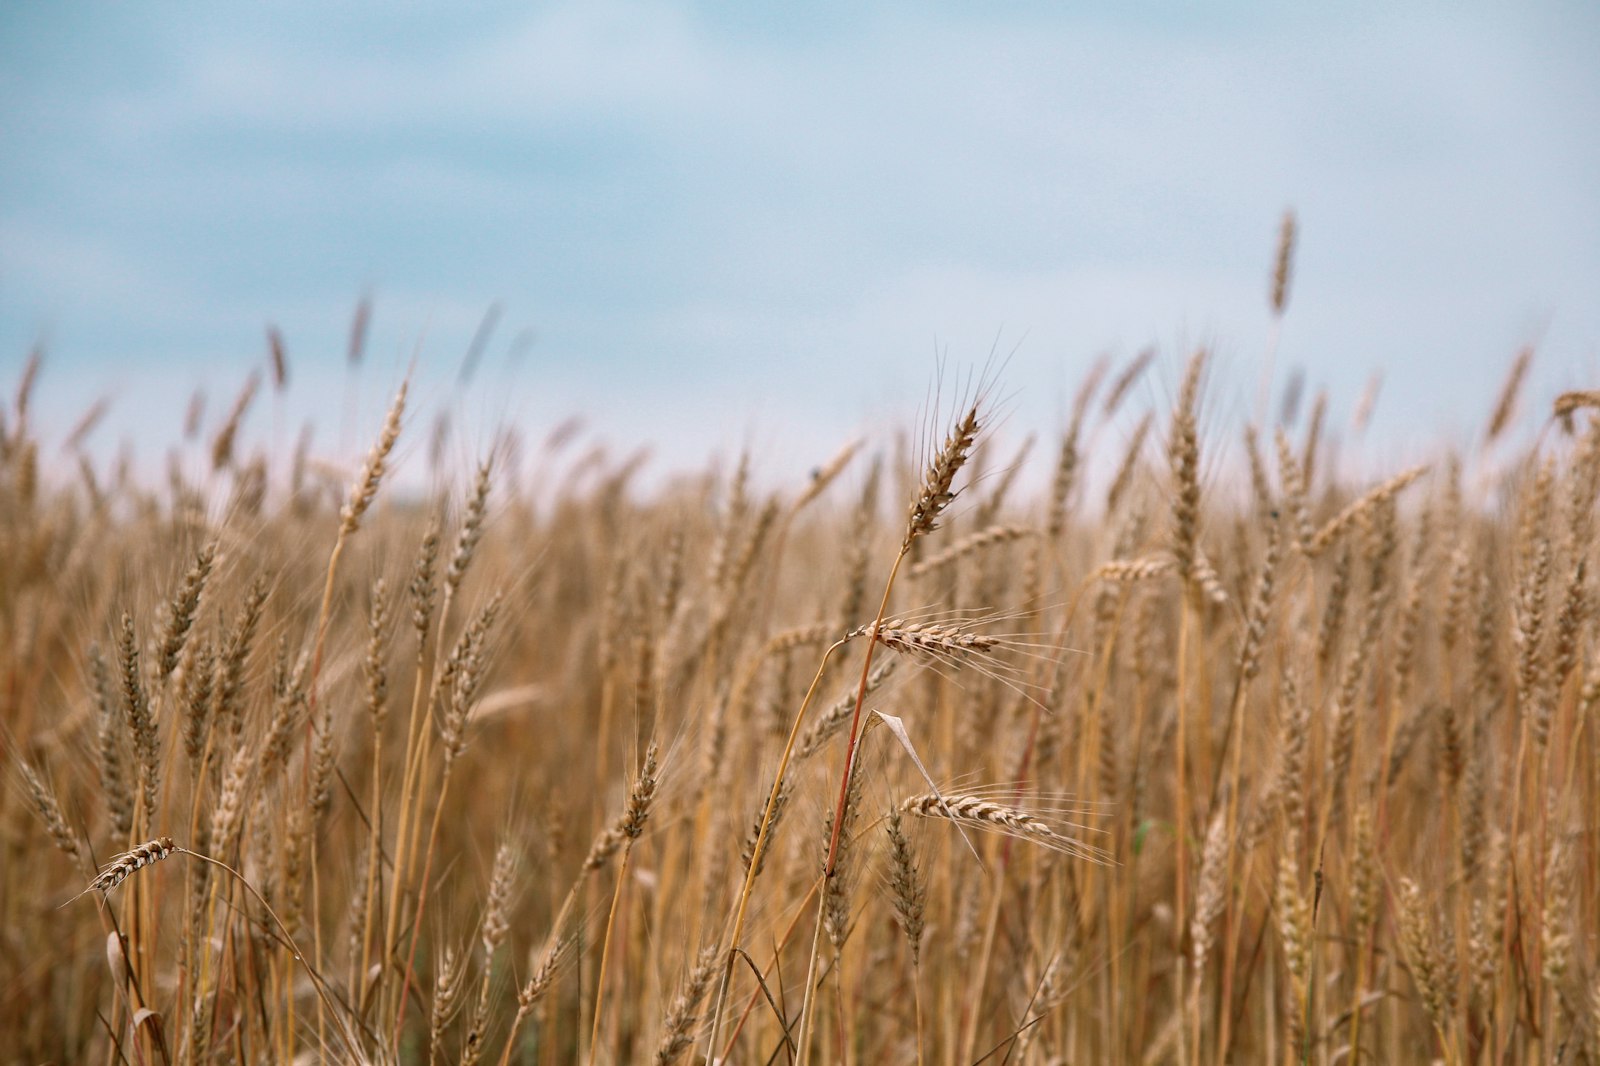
(761, 397, 979, 1064)
(587, 743, 660, 1066)
(704, 638, 849, 1059)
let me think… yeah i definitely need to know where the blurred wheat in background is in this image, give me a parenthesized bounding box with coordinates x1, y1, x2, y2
(4, 224, 1600, 1065)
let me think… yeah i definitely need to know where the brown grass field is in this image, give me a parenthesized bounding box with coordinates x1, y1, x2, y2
(3, 250, 1599, 1063)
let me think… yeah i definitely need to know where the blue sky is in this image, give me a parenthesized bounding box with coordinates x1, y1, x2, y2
(2, 3, 1597, 489)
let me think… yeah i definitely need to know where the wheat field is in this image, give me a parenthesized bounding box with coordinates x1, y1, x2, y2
(4, 254, 1599, 1064)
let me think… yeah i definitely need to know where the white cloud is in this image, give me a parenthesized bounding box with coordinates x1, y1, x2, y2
(2, 2, 1596, 489)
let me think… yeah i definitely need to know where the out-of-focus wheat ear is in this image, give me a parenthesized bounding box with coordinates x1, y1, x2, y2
(440, 592, 503, 767)
(722, 495, 780, 602)
(1518, 456, 1555, 563)
(597, 551, 629, 676)
(696, 810, 730, 921)
(341, 844, 370, 984)
(1167, 350, 1205, 582)
(655, 525, 687, 629)
(1243, 425, 1274, 516)
(279, 809, 312, 936)
(1088, 554, 1176, 585)
(1458, 749, 1488, 882)
(62, 396, 109, 453)
(739, 777, 788, 880)
(365, 578, 390, 727)
(705, 450, 751, 593)
(209, 744, 252, 859)
(654, 945, 720, 1066)
(1563, 414, 1600, 553)
(1275, 831, 1313, 1053)
(1438, 697, 1466, 790)
(179, 638, 215, 774)
(975, 433, 1034, 526)
(429, 942, 468, 1064)
(1348, 803, 1378, 943)
(1392, 573, 1426, 704)
(1104, 411, 1153, 514)
(76, 451, 103, 508)
(290, 421, 334, 496)
(908, 525, 1036, 579)
(308, 708, 336, 823)
(215, 575, 268, 739)
(1547, 558, 1586, 701)
(1396, 877, 1457, 1038)
(116, 612, 159, 823)
(228, 454, 267, 518)
(1238, 520, 1280, 684)
(761, 622, 837, 658)
(13, 346, 41, 427)
(1275, 667, 1309, 832)
(1273, 427, 1314, 553)
(1580, 625, 1600, 722)
(822, 762, 866, 953)
(1104, 346, 1155, 417)
(1301, 389, 1327, 485)
(1270, 210, 1297, 316)
(838, 457, 882, 628)
(1191, 552, 1230, 607)
(1541, 835, 1574, 991)
(430, 411, 452, 472)
(1376, 704, 1427, 787)
(1190, 802, 1227, 978)
(266, 324, 289, 391)
(1467, 897, 1496, 1008)
(514, 934, 571, 1019)
(1486, 345, 1533, 443)
(793, 437, 863, 514)
(1303, 464, 1427, 557)
(347, 293, 372, 364)
(19, 760, 86, 868)
(480, 841, 516, 963)
(1350, 371, 1382, 434)
(410, 509, 443, 647)
(13, 437, 37, 506)
(460, 988, 494, 1066)
(157, 541, 216, 682)
(181, 388, 205, 441)
(903, 400, 981, 549)
(1440, 541, 1471, 655)
(1586, 979, 1600, 1063)
(260, 640, 309, 781)
(340, 378, 407, 536)
(1312, 545, 1351, 674)
(1047, 419, 1082, 541)
(1325, 555, 1382, 824)
(1515, 539, 1552, 747)
(884, 809, 927, 966)
(1074, 353, 1111, 423)
(88, 644, 134, 838)
(1553, 389, 1600, 428)
(210, 371, 260, 472)
(797, 658, 898, 761)
(446, 459, 493, 596)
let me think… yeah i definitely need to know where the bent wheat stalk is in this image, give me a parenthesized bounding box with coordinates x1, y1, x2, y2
(795, 396, 982, 1066)
(703, 637, 850, 1058)
(69, 840, 365, 1055)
